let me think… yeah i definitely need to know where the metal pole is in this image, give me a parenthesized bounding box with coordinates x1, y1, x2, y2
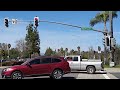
(109, 11, 114, 67)
(103, 32, 107, 65)
(7, 44, 9, 60)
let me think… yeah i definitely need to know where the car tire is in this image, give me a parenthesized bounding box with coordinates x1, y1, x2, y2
(87, 66, 95, 74)
(51, 69, 63, 79)
(11, 71, 23, 79)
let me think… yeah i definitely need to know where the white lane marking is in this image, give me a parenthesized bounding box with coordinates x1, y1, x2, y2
(103, 74, 110, 79)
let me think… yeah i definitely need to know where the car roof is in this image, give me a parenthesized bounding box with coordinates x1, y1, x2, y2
(26, 56, 64, 62)
(22, 56, 64, 65)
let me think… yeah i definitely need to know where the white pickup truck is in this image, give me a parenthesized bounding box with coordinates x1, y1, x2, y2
(65, 55, 104, 74)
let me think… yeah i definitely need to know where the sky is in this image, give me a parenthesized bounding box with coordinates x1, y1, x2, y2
(0, 11, 120, 53)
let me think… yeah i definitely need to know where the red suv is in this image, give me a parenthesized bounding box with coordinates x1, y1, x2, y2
(1, 56, 71, 79)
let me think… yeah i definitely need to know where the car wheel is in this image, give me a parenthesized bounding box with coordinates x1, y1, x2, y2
(11, 71, 23, 79)
(51, 69, 63, 79)
(87, 66, 95, 74)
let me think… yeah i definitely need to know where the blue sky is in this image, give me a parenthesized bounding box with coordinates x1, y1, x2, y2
(0, 11, 120, 53)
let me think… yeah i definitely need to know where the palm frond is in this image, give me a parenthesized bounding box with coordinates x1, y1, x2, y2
(89, 11, 118, 27)
(112, 11, 118, 18)
(89, 18, 101, 27)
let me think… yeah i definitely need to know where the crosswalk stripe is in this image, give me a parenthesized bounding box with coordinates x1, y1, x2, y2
(103, 74, 110, 79)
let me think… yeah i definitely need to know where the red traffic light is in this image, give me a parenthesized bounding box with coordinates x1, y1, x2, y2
(34, 16, 39, 27)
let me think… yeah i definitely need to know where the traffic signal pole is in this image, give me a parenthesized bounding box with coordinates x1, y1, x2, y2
(109, 11, 114, 67)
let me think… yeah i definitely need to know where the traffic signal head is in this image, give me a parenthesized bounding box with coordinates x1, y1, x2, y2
(105, 36, 110, 46)
(34, 16, 39, 27)
(4, 18, 9, 27)
(102, 38, 105, 45)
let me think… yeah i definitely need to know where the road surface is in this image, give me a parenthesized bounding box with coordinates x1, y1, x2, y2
(0, 67, 119, 79)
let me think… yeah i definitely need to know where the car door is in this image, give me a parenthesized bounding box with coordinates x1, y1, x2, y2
(39, 58, 52, 74)
(29, 58, 41, 75)
(21, 59, 41, 76)
(71, 57, 80, 70)
(67, 56, 80, 70)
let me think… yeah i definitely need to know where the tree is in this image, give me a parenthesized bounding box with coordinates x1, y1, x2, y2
(25, 24, 40, 58)
(15, 38, 27, 58)
(0, 43, 8, 50)
(77, 46, 80, 55)
(60, 47, 65, 56)
(15, 38, 26, 52)
(89, 11, 118, 63)
(70, 49, 74, 55)
(65, 48, 68, 56)
(88, 46, 94, 59)
(114, 44, 120, 65)
(9, 48, 20, 59)
(90, 11, 117, 30)
(45, 47, 53, 56)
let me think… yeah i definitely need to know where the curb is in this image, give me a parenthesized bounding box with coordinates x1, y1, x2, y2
(0, 66, 10, 69)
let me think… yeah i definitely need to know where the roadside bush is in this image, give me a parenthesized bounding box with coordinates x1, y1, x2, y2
(0, 61, 16, 66)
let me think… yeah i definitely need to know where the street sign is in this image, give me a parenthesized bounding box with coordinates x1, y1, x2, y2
(81, 27, 94, 30)
(111, 38, 116, 47)
(12, 19, 17, 24)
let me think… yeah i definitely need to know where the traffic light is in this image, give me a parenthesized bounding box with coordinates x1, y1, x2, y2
(102, 38, 105, 45)
(105, 36, 110, 46)
(4, 18, 9, 27)
(34, 16, 39, 27)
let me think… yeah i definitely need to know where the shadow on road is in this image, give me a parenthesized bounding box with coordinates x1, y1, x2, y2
(110, 72, 120, 79)
(30, 77, 76, 79)
(71, 71, 107, 74)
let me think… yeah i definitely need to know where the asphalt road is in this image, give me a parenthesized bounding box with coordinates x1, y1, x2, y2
(0, 67, 120, 79)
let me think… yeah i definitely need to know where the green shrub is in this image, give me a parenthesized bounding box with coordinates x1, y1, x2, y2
(0, 61, 16, 66)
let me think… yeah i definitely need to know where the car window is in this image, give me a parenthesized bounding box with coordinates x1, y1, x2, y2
(52, 58, 61, 63)
(40, 58, 51, 64)
(73, 57, 78, 61)
(66, 57, 72, 61)
(29, 59, 40, 65)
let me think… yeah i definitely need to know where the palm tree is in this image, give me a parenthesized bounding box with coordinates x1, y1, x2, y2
(90, 11, 117, 31)
(77, 46, 80, 55)
(65, 48, 68, 56)
(90, 11, 118, 64)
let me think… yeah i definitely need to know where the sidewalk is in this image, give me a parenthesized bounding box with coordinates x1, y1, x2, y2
(104, 68, 120, 73)
(0, 66, 10, 68)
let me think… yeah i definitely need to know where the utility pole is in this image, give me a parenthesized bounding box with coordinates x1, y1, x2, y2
(109, 11, 115, 67)
(104, 32, 107, 64)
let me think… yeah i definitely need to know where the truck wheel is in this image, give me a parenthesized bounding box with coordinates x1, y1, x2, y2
(51, 69, 63, 79)
(87, 66, 95, 74)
